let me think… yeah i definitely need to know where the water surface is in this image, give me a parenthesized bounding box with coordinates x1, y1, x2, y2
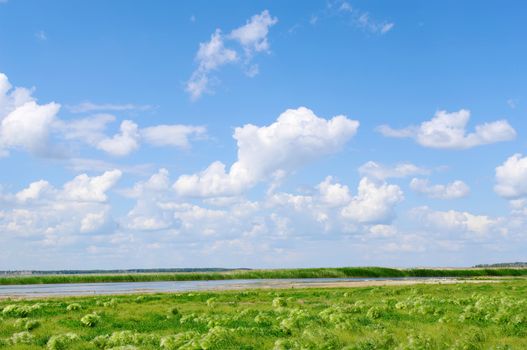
(0, 277, 455, 297)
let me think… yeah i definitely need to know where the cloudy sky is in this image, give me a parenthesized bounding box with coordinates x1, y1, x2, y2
(0, 1, 526, 270)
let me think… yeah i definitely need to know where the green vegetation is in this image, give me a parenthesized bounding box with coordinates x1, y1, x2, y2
(2, 267, 527, 285)
(1, 280, 526, 349)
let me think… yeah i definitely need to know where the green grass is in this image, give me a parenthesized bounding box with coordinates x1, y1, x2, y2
(1, 279, 526, 349)
(2, 267, 527, 285)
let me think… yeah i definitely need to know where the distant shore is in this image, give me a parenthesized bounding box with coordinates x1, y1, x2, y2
(1, 266, 527, 286)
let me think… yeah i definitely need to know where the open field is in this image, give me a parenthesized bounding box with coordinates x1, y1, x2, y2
(2, 267, 527, 285)
(0, 279, 526, 349)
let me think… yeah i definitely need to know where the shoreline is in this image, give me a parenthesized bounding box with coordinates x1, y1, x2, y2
(0, 276, 511, 300)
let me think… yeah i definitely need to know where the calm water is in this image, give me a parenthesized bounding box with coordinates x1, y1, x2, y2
(0, 277, 453, 297)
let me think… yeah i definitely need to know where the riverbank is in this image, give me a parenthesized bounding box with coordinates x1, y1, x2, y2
(1, 266, 527, 285)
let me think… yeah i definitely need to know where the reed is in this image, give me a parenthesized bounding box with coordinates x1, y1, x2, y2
(1, 267, 526, 285)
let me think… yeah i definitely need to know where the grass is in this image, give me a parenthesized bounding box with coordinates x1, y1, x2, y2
(0, 279, 526, 349)
(2, 267, 527, 285)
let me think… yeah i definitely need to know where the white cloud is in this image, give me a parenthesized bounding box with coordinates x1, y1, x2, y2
(80, 210, 109, 233)
(96, 120, 140, 156)
(174, 107, 359, 197)
(494, 154, 527, 199)
(358, 161, 429, 180)
(331, 1, 394, 35)
(0, 171, 121, 241)
(61, 169, 122, 202)
(377, 109, 516, 149)
(1, 72, 205, 158)
(121, 168, 170, 198)
(59, 113, 116, 145)
(0, 100, 60, 154)
(341, 177, 403, 224)
(0, 72, 61, 156)
(186, 11, 277, 100)
(368, 224, 397, 238)
(229, 10, 278, 55)
(60, 115, 206, 156)
(338, 1, 353, 13)
(411, 206, 497, 237)
(122, 168, 176, 231)
(410, 178, 470, 199)
(16, 180, 52, 203)
(186, 30, 238, 100)
(317, 176, 351, 207)
(356, 13, 394, 34)
(141, 125, 206, 148)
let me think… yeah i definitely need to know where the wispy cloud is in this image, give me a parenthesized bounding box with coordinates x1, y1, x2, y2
(35, 30, 47, 41)
(186, 10, 278, 101)
(67, 158, 153, 176)
(355, 12, 394, 34)
(321, 1, 394, 35)
(66, 102, 153, 114)
(507, 98, 518, 109)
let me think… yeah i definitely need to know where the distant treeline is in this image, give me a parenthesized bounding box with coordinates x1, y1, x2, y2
(474, 262, 527, 268)
(1, 266, 527, 285)
(0, 268, 245, 276)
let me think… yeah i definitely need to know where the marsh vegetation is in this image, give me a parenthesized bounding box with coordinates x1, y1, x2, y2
(2, 267, 527, 285)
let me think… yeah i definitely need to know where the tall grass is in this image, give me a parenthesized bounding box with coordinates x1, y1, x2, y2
(1, 279, 527, 349)
(1, 267, 526, 285)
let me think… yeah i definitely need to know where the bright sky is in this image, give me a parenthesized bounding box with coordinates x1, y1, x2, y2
(0, 0, 526, 270)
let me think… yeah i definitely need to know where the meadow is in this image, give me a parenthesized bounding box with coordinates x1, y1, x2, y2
(1, 279, 526, 349)
(2, 267, 527, 285)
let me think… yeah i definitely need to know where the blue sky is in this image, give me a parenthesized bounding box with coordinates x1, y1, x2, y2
(0, 0, 526, 269)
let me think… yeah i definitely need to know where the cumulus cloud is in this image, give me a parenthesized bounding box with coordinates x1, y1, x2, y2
(0, 73, 61, 157)
(186, 10, 277, 100)
(410, 178, 470, 199)
(358, 161, 429, 180)
(123, 168, 175, 231)
(96, 120, 140, 156)
(0, 171, 121, 241)
(411, 206, 497, 237)
(173, 107, 359, 197)
(377, 109, 516, 149)
(494, 154, 527, 199)
(317, 176, 351, 207)
(341, 177, 404, 224)
(15, 180, 52, 203)
(273, 176, 403, 228)
(61, 170, 122, 202)
(124, 162, 406, 247)
(0, 72, 205, 158)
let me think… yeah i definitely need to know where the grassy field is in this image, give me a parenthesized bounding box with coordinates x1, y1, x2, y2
(0, 279, 526, 349)
(2, 267, 527, 285)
